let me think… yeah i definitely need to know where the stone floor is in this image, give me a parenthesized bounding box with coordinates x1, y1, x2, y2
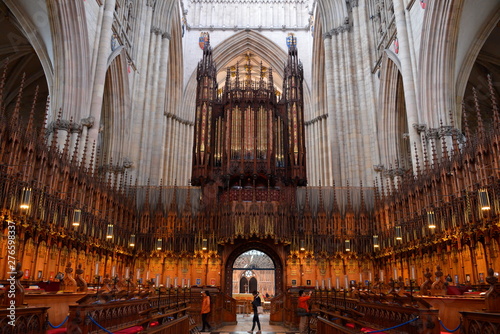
(200, 313, 300, 334)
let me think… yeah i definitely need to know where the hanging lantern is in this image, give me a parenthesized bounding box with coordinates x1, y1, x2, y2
(20, 187, 32, 209)
(427, 210, 436, 229)
(202, 238, 208, 251)
(395, 226, 402, 240)
(129, 234, 136, 247)
(345, 239, 351, 252)
(106, 224, 114, 239)
(72, 209, 82, 227)
(156, 238, 163, 250)
(300, 239, 305, 251)
(478, 189, 491, 211)
(373, 235, 379, 248)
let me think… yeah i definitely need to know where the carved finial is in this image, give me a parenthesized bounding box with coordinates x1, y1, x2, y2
(422, 140, 430, 172)
(60, 262, 77, 293)
(89, 140, 96, 175)
(38, 96, 50, 145)
(0, 58, 9, 113)
(462, 100, 471, 144)
(411, 143, 419, 177)
(10, 72, 26, 128)
(487, 74, 500, 132)
(440, 119, 449, 161)
(332, 180, 339, 212)
(62, 117, 73, 159)
(50, 109, 63, 151)
(473, 87, 485, 139)
(26, 85, 39, 138)
(449, 110, 461, 155)
(71, 127, 81, 166)
(430, 136, 438, 167)
(76, 264, 88, 293)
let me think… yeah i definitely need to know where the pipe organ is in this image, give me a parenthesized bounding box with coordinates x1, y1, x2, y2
(191, 41, 307, 198)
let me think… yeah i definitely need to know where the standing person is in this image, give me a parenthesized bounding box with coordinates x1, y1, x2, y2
(248, 290, 262, 333)
(297, 289, 312, 334)
(200, 290, 212, 332)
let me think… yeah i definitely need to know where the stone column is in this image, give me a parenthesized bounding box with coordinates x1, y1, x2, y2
(323, 33, 335, 186)
(88, 0, 117, 155)
(393, 0, 422, 170)
(128, 2, 154, 183)
(150, 33, 171, 182)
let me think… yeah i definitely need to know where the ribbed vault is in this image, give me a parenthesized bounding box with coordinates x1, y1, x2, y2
(316, 0, 348, 33)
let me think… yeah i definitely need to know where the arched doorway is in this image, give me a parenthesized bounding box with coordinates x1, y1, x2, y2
(233, 250, 275, 297)
(223, 240, 284, 297)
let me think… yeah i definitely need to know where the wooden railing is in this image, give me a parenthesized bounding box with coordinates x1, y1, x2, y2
(316, 316, 359, 334)
(460, 311, 500, 334)
(0, 306, 48, 334)
(67, 292, 191, 334)
(313, 291, 440, 334)
(68, 298, 149, 333)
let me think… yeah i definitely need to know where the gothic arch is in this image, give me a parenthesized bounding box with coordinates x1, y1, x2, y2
(0, 1, 51, 128)
(2, 0, 53, 87)
(183, 30, 312, 125)
(455, 3, 500, 109)
(45, 0, 91, 121)
(418, 0, 500, 128)
(239, 276, 249, 293)
(100, 51, 131, 168)
(316, 0, 348, 33)
(224, 241, 283, 297)
(152, 0, 178, 35)
(378, 53, 411, 171)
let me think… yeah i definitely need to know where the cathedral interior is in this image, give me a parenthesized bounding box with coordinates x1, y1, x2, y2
(1, 0, 500, 333)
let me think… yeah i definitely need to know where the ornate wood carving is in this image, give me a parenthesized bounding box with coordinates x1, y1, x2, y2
(60, 262, 78, 293)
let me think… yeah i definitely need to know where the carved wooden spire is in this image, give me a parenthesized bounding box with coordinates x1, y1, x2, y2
(449, 110, 460, 156)
(462, 100, 471, 143)
(10, 72, 26, 129)
(414, 142, 421, 177)
(0, 58, 9, 113)
(440, 119, 449, 161)
(487, 74, 499, 132)
(473, 87, 485, 140)
(26, 85, 39, 141)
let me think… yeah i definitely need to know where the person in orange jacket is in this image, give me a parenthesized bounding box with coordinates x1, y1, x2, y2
(297, 290, 312, 334)
(201, 290, 212, 332)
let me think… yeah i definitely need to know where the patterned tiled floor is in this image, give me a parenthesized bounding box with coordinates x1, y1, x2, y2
(200, 314, 300, 334)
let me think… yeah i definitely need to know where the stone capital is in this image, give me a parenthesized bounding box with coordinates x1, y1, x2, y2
(426, 128, 440, 140)
(412, 123, 427, 134)
(81, 116, 95, 129)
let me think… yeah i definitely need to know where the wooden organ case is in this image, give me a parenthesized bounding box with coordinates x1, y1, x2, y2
(191, 41, 307, 204)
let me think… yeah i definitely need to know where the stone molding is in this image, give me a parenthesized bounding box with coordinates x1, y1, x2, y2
(328, 17, 351, 35)
(305, 113, 328, 126)
(81, 116, 95, 129)
(412, 123, 427, 134)
(48, 119, 83, 134)
(166, 112, 195, 126)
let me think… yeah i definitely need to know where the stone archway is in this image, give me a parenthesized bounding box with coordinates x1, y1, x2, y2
(223, 241, 284, 297)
